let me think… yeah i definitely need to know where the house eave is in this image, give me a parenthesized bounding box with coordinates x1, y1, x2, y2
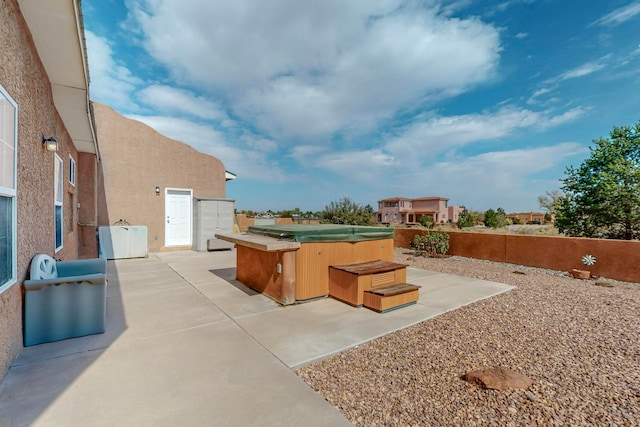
(18, 0, 97, 154)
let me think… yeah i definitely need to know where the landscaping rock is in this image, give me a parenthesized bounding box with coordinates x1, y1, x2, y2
(463, 367, 532, 390)
(298, 249, 640, 427)
(594, 279, 615, 288)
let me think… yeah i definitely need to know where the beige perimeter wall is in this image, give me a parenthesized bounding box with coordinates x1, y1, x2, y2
(0, 0, 90, 378)
(94, 102, 227, 252)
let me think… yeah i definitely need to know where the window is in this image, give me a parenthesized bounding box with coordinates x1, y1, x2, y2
(68, 155, 76, 186)
(54, 154, 63, 251)
(0, 85, 17, 292)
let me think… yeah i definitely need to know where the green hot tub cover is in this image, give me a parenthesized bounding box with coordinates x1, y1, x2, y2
(247, 224, 394, 243)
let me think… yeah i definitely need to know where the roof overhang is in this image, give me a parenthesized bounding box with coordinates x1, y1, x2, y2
(225, 170, 237, 181)
(18, 0, 97, 154)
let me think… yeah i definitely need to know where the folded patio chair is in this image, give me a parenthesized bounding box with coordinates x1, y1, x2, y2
(23, 254, 107, 346)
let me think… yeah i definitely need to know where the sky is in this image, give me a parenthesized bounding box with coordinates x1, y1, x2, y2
(82, 0, 640, 213)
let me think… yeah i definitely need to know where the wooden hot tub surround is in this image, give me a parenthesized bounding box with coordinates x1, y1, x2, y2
(216, 225, 396, 305)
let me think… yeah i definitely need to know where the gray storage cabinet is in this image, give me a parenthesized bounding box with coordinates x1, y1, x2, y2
(98, 226, 148, 260)
(193, 198, 235, 251)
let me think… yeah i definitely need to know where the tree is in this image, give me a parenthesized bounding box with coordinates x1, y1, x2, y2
(320, 197, 375, 226)
(457, 206, 476, 228)
(538, 190, 562, 215)
(483, 207, 508, 228)
(496, 207, 508, 227)
(419, 215, 435, 229)
(555, 121, 640, 240)
(483, 209, 498, 228)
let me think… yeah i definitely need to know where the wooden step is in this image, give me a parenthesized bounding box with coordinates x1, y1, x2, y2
(330, 259, 407, 275)
(329, 260, 408, 306)
(363, 283, 421, 313)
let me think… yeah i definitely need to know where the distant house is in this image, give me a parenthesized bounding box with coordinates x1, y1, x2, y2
(377, 196, 462, 225)
(507, 212, 548, 225)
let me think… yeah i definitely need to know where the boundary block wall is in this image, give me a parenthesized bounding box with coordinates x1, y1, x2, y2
(394, 229, 640, 283)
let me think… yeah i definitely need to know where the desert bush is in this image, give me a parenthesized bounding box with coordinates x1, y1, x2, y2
(320, 197, 375, 225)
(419, 215, 435, 229)
(412, 232, 450, 257)
(513, 225, 561, 236)
(457, 206, 476, 228)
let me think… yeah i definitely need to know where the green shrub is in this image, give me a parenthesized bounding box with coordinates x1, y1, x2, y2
(320, 197, 375, 225)
(419, 215, 435, 229)
(457, 206, 476, 228)
(412, 232, 450, 257)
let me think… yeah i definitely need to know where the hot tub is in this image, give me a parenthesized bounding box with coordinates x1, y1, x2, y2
(216, 224, 395, 305)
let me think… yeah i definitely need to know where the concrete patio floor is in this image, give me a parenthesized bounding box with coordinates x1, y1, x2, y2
(0, 249, 513, 426)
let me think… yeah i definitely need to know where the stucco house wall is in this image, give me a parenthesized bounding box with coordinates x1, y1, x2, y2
(0, 0, 92, 378)
(377, 196, 460, 225)
(448, 205, 461, 223)
(507, 212, 547, 224)
(94, 103, 228, 253)
(413, 198, 450, 222)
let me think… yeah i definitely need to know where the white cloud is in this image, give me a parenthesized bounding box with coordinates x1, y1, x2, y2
(543, 107, 588, 128)
(387, 142, 586, 211)
(592, 2, 640, 26)
(86, 24, 288, 184)
(529, 59, 609, 104)
(313, 149, 397, 182)
(137, 85, 230, 122)
(125, 114, 286, 182)
(239, 133, 279, 153)
(557, 61, 607, 81)
(303, 141, 586, 211)
(85, 31, 142, 109)
(527, 87, 552, 104)
(126, 0, 502, 140)
(288, 145, 329, 162)
(384, 106, 585, 159)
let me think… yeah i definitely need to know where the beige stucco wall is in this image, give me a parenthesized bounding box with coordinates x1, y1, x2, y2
(94, 102, 227, 252)
(0, 0, 87, 378)
(78, 152, 99, 258)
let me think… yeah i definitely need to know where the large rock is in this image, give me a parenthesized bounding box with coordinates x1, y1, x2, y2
(463, 367, 532, 390)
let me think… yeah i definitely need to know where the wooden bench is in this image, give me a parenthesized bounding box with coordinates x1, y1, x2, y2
(329, 260, 408, 306)
(363, 283, 421, 313)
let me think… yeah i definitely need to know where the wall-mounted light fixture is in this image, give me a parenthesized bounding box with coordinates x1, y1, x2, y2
(155, 186, 160, 195)
(42, 136, 58, 152)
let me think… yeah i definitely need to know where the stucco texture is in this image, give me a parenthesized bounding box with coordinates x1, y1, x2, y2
(0, 0, 83, 377)
(94, 102, 227, 252)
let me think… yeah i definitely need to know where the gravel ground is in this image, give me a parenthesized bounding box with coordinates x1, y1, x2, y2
(297, 248, 640, 426)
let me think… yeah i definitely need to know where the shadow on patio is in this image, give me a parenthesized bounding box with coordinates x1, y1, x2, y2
(0, 250, 351, 426)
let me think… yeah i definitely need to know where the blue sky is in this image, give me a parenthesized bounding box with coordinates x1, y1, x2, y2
(82, 0, 640, 213)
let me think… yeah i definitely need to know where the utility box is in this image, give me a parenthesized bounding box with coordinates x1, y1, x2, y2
(193, 198, 235, 251)
(98, 226, 148, 260)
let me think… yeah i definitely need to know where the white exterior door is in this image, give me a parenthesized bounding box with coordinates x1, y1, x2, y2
(165, 189, 192, 247)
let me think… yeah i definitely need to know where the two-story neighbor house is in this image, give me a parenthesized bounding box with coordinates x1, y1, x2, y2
(377, 196, 461, 225)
